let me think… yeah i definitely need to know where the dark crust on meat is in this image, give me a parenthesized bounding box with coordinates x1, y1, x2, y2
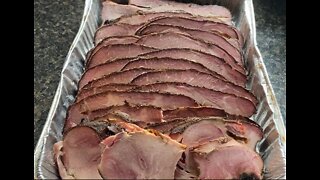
(81, 67, 154, 90)
(135, 23, 241, 52)
(76, 83, 137, 102)
(86, 43, 157, 69)
(64, 89, 199, 132)
(109, 11, 227, 27)
(130, 69, 257, 105)
(79, 119, 115, 138)
(121, 56, 226, 80)
(62, 125, 102, 140)
(93, 23, 138, 45)
(143, 16, 243, 46)
(133, 81, 256, 109)
(80, 57, 138, 90)
(147, 116, 262, 136)
(140, 48, 245, 79)
(80, 90, 198, 107)
(163, 106, 250, 121)
(66, 89, 199, 122)
(80, 55, 228, 91)
(136, 31, 245, 74)
(163, 106, 228, 119)
(86, 35, 140, 62)
(79, 81, 256, 113)
(80, 67, 255, 105)
(81, 46, 247, 89)
(87, 104, 162, 117)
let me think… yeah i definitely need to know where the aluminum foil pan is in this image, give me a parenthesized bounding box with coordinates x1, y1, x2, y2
(34, 0, 286, 179)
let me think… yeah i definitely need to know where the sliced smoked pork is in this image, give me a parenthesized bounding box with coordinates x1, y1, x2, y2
(88, 105, 164, 123)
(163, 107, 229, 120)
(94, 24, 140, 44)
(134, 82, 256, 117)
(66, 104, 164, 131)
(135, 23, 242, 61)
(53, 126, 102, 179)
(131, 69, 257, 105)
(79, 58, 135, 89)
(64, 90, 198, 131)
(121, 57, 225, 80)
(76, 84, 136, 102)
(79, 56, 225, 89)
(179, 118, 263, 150)
(113, 11, 207, 25)
(87, 44, 156, 68)
(136, 31, 245, 74)
(82, 68, 153, 90)
(139, 48, 246, 87)
(148, 117, 263, 150)
(144, 16, 243, 46)
(128, 0, 232, 21)
(101, 1, 231, 25)
(88, 36, 139, 59)
(101, 0, 142, 23)
(191, 137, 263, 179)
(98, 126, 186, 179)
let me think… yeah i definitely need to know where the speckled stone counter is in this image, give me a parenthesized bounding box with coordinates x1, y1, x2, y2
(34, 0, 286, 148)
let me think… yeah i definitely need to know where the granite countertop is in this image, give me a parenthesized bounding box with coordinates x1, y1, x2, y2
(34, 0, 286, 148)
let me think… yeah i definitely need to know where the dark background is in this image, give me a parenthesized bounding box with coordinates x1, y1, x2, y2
(34, 0, 286, 148)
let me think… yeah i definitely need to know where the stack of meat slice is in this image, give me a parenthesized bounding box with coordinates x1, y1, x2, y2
(53, 0, 264, 179)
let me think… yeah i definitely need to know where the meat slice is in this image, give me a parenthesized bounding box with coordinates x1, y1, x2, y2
(147, 117, 263, 176)
(87, 112, 152, 130)
(136, 32, 245, 74)
(88, 105, 164, 123)
(139, 48, 246, 87)
(148, 117, 263, 154)
(76, 84, 136, 102)
(78, 90, 198, 112)
(65, 104, 164, 132)
(136, 24, 242, 61)
(88, 36, 139, 59)
(87, 44, 156, 68)
(102, 1, 230, 25)
(53, 126, 102, 179)
(134, 82, 256, 117)
(53, 142, 75, 179)
(101, 0, 142, 23)
(98, 13, 229, 44)
(76, 119, 116, 139)
(145, 16, 243, 47)
(64, 90, 198, 131)
(179, 119, 263, 174)
(83, 106, 234, 128)
(163, 107, 229, 120)
(98, 125, 186, 179)
(180, 120, 226, 174)
(94, 24, 139, 44)
(122, 57, 225, 80)
(94, 17, 237, 50)
(128, 0, 232, 20)
(113, 11, 224, 25)
(83, 68, 153, 90)
(79, 55, 225, 89)
(79, 58, 134, 89)
(191, 137, 263, 179)
(131, 69, 257, 105)
(149, 117, 263, 146)
(181, 120, 226, 146)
